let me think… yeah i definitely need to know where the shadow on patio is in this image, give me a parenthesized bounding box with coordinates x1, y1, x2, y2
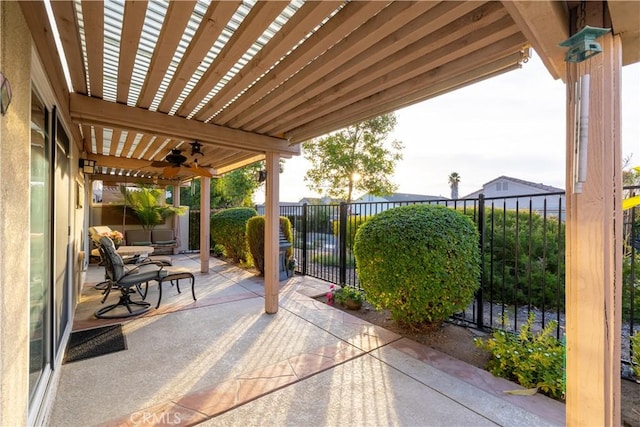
(50, 254, 565, 426)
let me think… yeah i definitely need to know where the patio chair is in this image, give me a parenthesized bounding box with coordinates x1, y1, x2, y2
(94, 236, 168, 319)
(89, 226, 140, 290)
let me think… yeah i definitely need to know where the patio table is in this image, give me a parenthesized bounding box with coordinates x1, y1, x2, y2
(116, 245, 154, 257)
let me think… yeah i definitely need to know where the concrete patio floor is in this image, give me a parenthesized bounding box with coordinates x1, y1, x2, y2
(49, 254, 565, 426)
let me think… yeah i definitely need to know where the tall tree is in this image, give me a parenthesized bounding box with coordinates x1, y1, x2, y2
(171, 162, 264, 209)
(448, 172, 460, 199)
(302, 113, 403, 203)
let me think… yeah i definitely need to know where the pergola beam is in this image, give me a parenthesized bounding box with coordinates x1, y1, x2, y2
(212, 1, 388, 126)
(49, 0, 86, 94)
(156, 1, 241, 114)
(91, 173, 181, 187)
(176, 1, 289, 117)
(608, 1, 640, 65)
(81, 1, 104, 98)
(228, 0, 452, 130)
(70, 94, 298, 155)
(263, 5, 517, 136)
(19, 1, 83, 148)
(192, 0, 343, 122)
(501, 0, 568, 81)
(286, 35, 527, 143)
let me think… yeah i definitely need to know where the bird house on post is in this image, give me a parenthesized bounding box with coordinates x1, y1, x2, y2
(559, 25, 611, 63)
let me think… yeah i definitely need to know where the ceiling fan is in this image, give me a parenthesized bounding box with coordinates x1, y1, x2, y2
(150, 141, 212, 178)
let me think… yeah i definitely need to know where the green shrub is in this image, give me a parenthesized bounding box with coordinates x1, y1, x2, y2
(211, 243, 225, 257)
(475, 313, 565, 399)
(307, 205, 333, 233)
(478, 208, 565, 311)
(210, 207, 257, 263)
(332, 215, 368, 251)
(353, 204, 480, 327)
(632, 331, 640, 378)
(246, 216, 293, 276)
(623, 252, 640, 322)
(310, 252, 356, 268)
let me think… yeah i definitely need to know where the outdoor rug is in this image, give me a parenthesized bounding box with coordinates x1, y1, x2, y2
(63, 324, 127, 364)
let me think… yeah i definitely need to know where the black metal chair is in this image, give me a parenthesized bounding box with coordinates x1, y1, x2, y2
(95, 236, 167, 319)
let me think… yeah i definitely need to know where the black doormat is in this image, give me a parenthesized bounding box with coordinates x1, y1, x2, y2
(63, 324, 127, 364)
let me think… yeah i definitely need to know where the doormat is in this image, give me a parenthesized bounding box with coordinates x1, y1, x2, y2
(63, 324, 127, 364)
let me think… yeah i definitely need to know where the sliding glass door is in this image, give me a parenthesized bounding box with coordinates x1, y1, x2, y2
(29, 91, 51, 404)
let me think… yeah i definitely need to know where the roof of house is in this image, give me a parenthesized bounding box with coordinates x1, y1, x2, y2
(375, 192, 446, 202)
(463, 175, 564, 198)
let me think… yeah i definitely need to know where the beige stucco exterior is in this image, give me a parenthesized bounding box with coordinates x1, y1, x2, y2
(0, 1, 636, 424)
(0, 2, 32, 425)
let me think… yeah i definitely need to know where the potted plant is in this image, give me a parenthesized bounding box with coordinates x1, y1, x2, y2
(327, 284, 364, 310)
(286, 257, 297, 278)
(101, 230, 124, 248)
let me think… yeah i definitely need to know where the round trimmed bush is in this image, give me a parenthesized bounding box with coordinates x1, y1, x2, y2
(246, 216, 293, 276)
(210, 207, 257, 263)
(353, 204, 480, 327)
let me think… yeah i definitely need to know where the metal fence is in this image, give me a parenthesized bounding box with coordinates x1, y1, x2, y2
(275, 189, 638, 363)
(281, 194, 563, 330)
(192, 188, 637, 362)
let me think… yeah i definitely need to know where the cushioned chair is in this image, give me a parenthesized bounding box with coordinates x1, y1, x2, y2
(125, 229, 152, 246)
(126, 229, 173, 265)
(95, 236, 168, 319)
(151, 229, 178, 255)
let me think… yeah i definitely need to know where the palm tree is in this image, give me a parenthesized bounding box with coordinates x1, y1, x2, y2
(448, 172, 460, 200)
(120, 185, 186, 230)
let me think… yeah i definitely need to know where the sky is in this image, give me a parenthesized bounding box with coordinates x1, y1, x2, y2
(256, 52, 640, 203)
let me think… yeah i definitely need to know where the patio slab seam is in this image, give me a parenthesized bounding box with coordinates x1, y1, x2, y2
(103, 282, 403, 426)
(284, 279, 565, 426)
(105, 339, 371, 426)
(373, 338, 566, 426)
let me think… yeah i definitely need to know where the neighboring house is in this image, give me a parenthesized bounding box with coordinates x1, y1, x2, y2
(257, 193, 446, 218)
(352, 192, 445, 216)
(255, 197, 342, 215)
(255, 201, 302, 215)
(463, 176, 565, 219)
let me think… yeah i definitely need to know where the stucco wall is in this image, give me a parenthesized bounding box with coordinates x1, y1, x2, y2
(0, 2, 32, 425)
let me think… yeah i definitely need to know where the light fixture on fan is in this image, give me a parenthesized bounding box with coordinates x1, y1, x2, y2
(190, 140, 204, 157)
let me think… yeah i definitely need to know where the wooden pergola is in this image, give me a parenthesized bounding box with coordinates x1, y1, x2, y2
(19, 1, 640, 425)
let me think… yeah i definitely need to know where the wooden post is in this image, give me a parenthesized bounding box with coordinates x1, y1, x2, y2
(264, 152, 280, 314)
(172, 183, 181, 255)
(200, 177, 210, 273)
(564, 31, 622, 426)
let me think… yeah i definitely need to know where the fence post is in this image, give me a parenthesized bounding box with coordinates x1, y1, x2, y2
(477, 194, 485, 329)
(630, 195, 636, 358)
(302, 203, 308, 276)
(339, 202, 348, 285)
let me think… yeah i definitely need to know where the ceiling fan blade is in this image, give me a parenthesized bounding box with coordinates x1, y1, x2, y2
(162, 166, 180, 178)
(150, 160, 169, 168)
(189, 163, 213, 178)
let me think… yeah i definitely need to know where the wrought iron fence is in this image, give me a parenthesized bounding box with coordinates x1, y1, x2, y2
(623, 185, 640, 364)
(284, 194, 565, 334)
(256, 188, 639, 362)
(274, 190, 638, 363)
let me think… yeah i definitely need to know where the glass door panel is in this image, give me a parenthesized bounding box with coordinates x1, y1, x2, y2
(29, 91, 51, 403)
(53, 114, 71, 354)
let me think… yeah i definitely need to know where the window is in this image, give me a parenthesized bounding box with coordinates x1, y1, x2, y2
(495, 182, 509, 192)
